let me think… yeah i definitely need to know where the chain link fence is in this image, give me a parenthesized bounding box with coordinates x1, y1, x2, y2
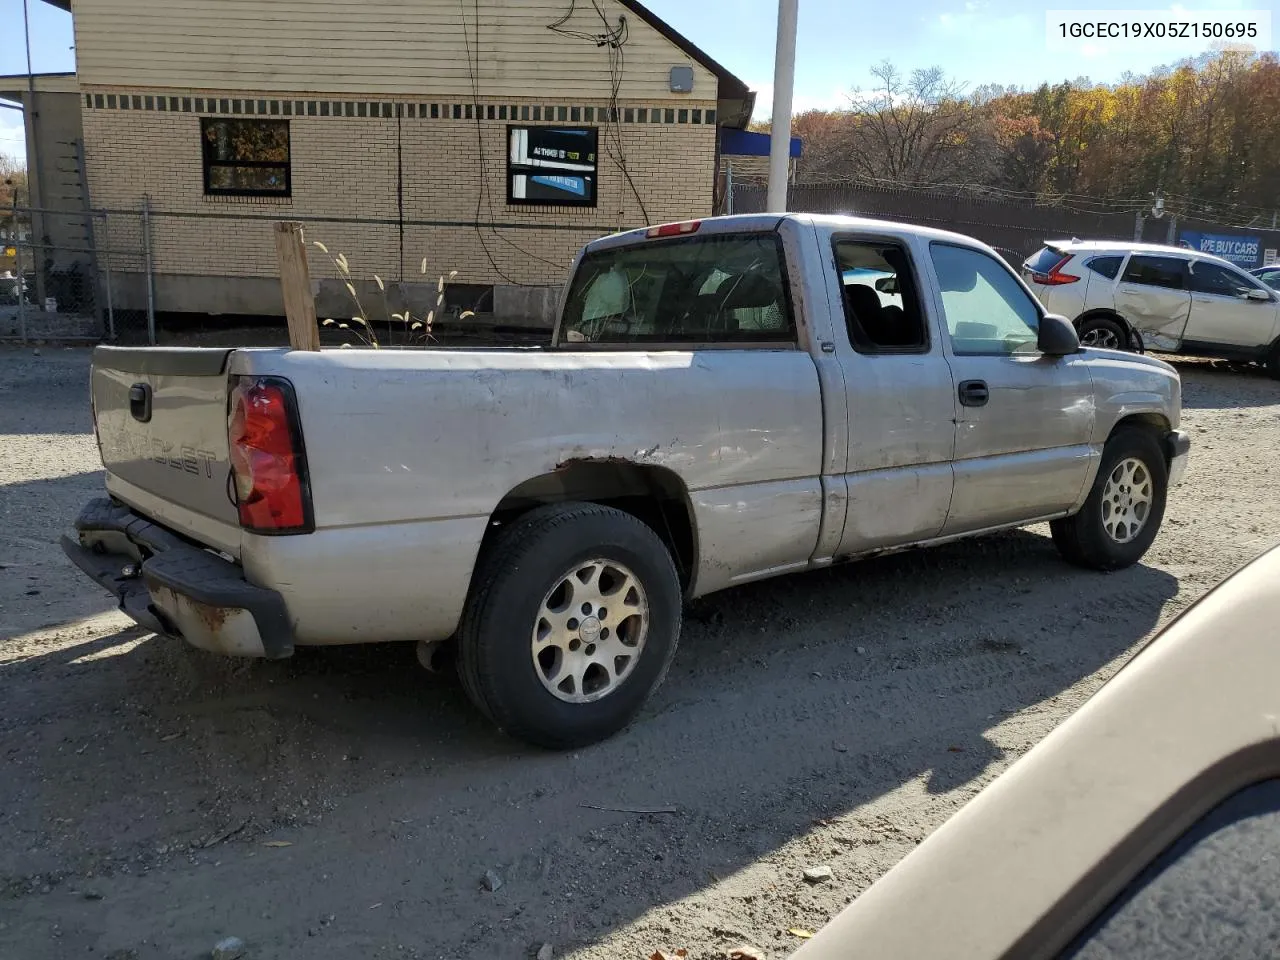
(2, 204, 152, 344)
(733, 182, 1280, 270)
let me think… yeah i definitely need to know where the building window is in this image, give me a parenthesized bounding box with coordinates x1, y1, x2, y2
(507, 126, 597, 208)
(201, 118, 291, 198)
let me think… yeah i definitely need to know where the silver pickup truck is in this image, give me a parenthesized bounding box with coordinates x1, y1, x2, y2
(64, 214, 1190, 748)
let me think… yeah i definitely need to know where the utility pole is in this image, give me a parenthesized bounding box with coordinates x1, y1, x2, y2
(766, 0, 798, 213)
(22, 0, 47, 311)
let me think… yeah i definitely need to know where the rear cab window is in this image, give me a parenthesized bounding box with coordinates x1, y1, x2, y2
(559, 233, 796, 347)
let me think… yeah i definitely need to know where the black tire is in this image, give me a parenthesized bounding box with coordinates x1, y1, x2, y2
(1078, 315, 1129, 352)
(457, 501, 682, 749)
(1266, 342, 1280, 380)
(1051, 427, 1168, 571)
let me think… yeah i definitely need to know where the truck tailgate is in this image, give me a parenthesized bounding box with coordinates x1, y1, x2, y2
(90, 346, 241, 556)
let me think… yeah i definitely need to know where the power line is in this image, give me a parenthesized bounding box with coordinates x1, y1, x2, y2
(457, 0, 563, 287)
(546, 0, 650, 224)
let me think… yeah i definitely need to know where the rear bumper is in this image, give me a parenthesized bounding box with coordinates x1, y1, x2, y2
(61, 498, 294, 659)
(1165, 429, 1191, 488)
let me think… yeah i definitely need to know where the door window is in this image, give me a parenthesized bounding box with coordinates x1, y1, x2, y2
(1061, 778, 1280, 960)
(930, 243, 1041, 356)
(834, 240, 929, 353)
(1188, 261, 1261, 297)
(1120, 255, 1188, 290)
(1085, 256, 1124, 280)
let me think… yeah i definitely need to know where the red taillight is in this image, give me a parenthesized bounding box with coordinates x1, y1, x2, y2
(646, 220, 702, 238)
(1031, 255, 1080, 286)
(228, 377, 312, 534)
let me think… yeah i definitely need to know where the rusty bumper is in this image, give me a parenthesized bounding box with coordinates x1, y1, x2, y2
(61, 498, 295, 659)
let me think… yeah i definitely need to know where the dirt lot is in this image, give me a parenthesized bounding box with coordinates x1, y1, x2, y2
(1, 345, 1277, 960)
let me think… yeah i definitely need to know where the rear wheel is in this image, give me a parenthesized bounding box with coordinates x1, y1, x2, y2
(1078, 315, 1129, 351)
(1051, 427, 1168, 571)
(457, 502, 682, 749)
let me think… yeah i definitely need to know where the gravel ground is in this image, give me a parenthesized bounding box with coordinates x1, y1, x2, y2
(1, 345, 1277, 960)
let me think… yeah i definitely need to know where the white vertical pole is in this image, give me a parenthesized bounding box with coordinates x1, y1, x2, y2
(766, 0, 798, 213)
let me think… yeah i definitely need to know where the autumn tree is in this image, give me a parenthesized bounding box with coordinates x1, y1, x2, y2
(784, 51, 1280, 223)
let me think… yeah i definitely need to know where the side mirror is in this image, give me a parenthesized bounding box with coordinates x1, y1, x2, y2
(1038, 313, 1081, 356)
(1246, 288, 1271, 302)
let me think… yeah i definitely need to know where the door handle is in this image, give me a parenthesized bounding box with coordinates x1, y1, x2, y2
(958, 380, 989, 407)
(128, 383, 152, 423)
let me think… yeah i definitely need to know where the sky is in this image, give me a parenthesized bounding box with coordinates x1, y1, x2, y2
(1, 0, 1273, 162)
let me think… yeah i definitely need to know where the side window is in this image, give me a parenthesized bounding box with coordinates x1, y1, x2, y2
(930, 243, 1041, 356)
(834, 239, 928, 353)
(561, 233, 795, 346)
(1061, 779, 1280, 960)
(1188, 261, 1257, 297)
(1121, 255, 1187, 290)
(1086, 256, 1123, 280)
(1257, 268, 1280, 287)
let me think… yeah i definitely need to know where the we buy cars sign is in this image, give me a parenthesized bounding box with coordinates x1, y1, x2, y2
(1180, 231, 1263, 268)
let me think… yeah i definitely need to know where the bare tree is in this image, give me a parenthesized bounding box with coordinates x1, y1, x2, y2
(845, 61, 992, 184)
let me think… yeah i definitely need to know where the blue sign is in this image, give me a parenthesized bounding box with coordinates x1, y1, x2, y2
(1179, 231, 1262, 268)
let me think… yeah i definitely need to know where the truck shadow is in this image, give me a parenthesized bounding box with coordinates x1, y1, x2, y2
(0, 525, 1180, 959)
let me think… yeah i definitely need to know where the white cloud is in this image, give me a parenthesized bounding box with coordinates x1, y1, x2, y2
(748, 80, 850, 122)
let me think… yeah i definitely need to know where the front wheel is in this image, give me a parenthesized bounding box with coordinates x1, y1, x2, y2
(457, 502, 682, 749)
(1051, 428, 1168, 571)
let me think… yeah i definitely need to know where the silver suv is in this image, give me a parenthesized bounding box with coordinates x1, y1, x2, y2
(1022, 240, 1280, 378)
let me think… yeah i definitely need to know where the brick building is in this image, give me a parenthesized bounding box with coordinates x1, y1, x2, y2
(27, 0, 756, 326)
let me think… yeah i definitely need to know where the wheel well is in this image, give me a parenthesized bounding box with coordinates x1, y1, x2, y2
(1109, 413, 1172, 461)
(486, 461, 698, 591)
(1076, 309, 1130, 333)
